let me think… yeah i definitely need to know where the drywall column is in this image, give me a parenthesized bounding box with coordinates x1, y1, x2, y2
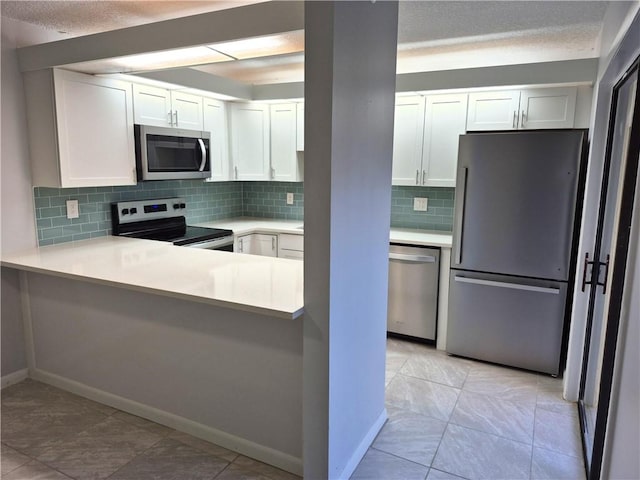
(1, 18, 39, 383)
(303, 2, 398, 479)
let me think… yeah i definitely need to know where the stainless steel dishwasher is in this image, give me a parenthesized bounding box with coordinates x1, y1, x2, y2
(387, 244, 440, 341)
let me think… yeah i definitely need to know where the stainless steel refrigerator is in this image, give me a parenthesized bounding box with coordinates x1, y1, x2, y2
(447, 130, 586, 375)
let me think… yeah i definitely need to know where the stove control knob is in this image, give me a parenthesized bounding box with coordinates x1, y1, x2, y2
(173, 203, 180, 210)
(130, 208, 137, 214)
(121, 208, 129, 215)
(180, 203, 186, 209)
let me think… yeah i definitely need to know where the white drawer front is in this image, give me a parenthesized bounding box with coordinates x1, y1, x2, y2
(279, 234, 304, 251)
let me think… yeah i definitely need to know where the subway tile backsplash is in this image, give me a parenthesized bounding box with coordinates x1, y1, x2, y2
(34, 181, 243, 246)
(390, 186, 455, 231)
(33, 181, 454, 246)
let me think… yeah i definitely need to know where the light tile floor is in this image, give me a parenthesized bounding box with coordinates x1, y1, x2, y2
(0, 338, 585, 480)
(351, 338, 586, 480)
(0, 380, 300, 480)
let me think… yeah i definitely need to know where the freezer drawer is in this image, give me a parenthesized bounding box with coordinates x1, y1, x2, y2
(447, 270, 567, 374)
(387, 245, 440, 341)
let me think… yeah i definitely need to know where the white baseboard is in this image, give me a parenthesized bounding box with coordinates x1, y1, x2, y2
(1, 368, 29, 389)
(335, 408, 388, 479)
(31, 369, 303, 476)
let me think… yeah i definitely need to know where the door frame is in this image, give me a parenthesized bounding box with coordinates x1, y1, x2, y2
(578, 56, 640, 480)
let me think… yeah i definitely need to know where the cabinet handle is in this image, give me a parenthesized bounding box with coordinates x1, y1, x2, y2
(168, 111, 173, 126)
(416, 169, 420, 185)
(521, 110, 526, 128)
(512, 111, 517, 129)
(234, 166, 238, 180)
(271, 167, 275, 180)
(422, 170, 426, 185)
(272, 237, 276, 250)
(173, 110, 178, 126)
(239, 238, 243, 252)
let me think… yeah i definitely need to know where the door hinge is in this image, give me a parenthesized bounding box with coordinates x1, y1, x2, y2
(581, 253, 610, 294)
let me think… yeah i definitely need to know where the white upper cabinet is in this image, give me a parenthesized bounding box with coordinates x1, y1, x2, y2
(270, 103, 302, 182)
(466, 90, 521, 131)
(296, 102, 304, 151)
(392, 94, 467, 187)
(518, 87, 577, 129)
(230, 103, 270, 181)
(24, 69, 136, 188)
(392, 96, 426, 186)
(133, 84, 203, 130)
(171, 91, 204, 130)
(422, 93, 468, 187)
(467, 87, 577, 131)
(203, 97, 230, 182)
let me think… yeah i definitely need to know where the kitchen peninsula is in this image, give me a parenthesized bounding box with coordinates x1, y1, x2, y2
(1, 237, 304, 474)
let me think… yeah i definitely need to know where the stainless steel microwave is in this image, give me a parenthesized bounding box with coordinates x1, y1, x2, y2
(134, 125, 211, 181)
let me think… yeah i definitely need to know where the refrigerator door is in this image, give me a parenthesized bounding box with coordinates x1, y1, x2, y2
(452, 130, 584, 281)
(447, 270, 567, 374)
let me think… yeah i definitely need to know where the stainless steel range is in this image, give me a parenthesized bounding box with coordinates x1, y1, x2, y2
(111, 198, 233, 251)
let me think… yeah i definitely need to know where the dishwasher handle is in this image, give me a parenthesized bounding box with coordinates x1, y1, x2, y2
(389, 252, 437, 263)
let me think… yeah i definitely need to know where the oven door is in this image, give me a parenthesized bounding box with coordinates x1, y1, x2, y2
(183, 236, 234, 252)
(136, 125, 210, 180)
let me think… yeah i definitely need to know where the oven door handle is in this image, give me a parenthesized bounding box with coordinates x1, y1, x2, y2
(184, 235, 233, 250)
(197, 139, 207, 172)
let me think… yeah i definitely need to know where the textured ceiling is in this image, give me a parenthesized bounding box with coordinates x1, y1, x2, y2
(2, 0, 612, 84)
(0, 1, 265, 37)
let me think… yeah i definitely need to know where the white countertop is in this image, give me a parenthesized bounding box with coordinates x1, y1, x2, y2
(198, 217, 453, 248)
(1, 236, 304, 320)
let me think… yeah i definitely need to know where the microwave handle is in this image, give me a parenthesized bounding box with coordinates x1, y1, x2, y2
(197, 139, 207, 172)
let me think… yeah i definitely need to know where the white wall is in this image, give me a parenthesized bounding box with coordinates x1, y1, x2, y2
(303, 2, 398, 478)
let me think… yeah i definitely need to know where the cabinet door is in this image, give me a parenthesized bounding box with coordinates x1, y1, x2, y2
(519, 87, 577, 129)
(203, 98, 229, 181)
(392, 96, 426, 186)
(270, 103, 299, 181)
(296, 103, 304, 151)
(171, 91, 204, 130)
(466, 90, 520, 131)
(54, 70, 136, 187)
(230, 103, 270, 181)
(251, 234, 278, 257)
(132, 84, 172, 127)
(237, 234, 277, 256)
(422, 93, 468, 187)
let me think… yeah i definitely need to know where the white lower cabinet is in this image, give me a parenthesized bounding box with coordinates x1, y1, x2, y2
(278, 234, 304, 260)
(236, 234, 278, 257)
(24, 68, 136, 187)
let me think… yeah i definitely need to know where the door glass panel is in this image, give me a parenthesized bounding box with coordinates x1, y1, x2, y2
(580, 69, 638, 468)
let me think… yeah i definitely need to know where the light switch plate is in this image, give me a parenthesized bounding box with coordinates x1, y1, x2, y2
(286, 193, 294, 205)
(66, 199, 79, 219)
(413, 197, 428, 212)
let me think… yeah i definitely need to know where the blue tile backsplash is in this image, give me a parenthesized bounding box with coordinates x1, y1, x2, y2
(34, 181, 454, 246)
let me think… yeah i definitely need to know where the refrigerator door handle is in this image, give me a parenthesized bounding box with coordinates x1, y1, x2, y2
(455, 276, 561, 294)
(454, 167, 468, 265)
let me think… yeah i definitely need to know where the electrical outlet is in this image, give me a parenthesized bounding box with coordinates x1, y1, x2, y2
(413, 197, 428, 212)
(66, 199, 79, 219)
(286, 192, 294, 205)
